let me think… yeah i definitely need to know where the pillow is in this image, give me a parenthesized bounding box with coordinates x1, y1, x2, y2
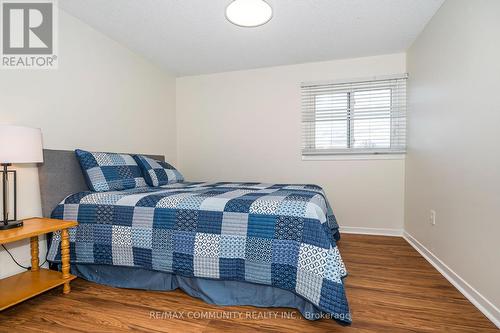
(134, 155, 184, 186)
(75, 149, 147, 192)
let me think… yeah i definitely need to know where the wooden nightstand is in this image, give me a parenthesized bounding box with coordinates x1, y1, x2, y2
(0, 217, 78, 311)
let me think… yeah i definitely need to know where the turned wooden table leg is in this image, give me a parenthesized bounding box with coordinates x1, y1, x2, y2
(61, 229, 71, 294)
(30, 236, 39, 272)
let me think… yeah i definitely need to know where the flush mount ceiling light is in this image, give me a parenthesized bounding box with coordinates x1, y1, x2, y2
(226, 0, 273, 28)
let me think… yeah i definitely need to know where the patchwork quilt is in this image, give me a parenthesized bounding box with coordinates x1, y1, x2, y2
(47, 182, 351, 323)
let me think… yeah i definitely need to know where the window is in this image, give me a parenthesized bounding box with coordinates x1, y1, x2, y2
(301, 75, 407, 156)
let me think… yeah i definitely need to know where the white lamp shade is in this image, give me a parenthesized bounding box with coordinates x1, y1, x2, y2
(0, 125, 43, 163)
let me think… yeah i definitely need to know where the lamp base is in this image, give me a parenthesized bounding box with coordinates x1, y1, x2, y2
(0, 220, 23, 230)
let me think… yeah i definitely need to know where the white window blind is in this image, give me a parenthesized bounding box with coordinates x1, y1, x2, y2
(301, 75, 407, 156)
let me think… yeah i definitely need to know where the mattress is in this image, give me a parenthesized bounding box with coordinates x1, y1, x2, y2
(47, 181, 351, 323)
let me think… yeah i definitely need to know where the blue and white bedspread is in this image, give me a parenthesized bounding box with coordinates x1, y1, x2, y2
(48, 182, 351, 323)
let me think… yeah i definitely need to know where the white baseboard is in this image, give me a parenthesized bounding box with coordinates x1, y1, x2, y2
(339, 226, 403, 237)
(403, 231, 500, 329)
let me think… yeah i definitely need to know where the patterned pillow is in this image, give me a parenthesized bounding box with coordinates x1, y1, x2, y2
(134, 155, 184, 186)
(75, 149, 148, 192)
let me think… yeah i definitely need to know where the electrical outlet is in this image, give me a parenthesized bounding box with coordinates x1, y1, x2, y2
(430, 210, 436, 226)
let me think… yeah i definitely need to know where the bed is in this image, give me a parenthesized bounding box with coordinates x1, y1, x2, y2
(38, 149, 351, 324)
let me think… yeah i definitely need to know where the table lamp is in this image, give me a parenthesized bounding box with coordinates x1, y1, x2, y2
(0, 125, 43, 230)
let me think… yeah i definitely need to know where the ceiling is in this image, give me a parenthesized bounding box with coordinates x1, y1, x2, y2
(59, 0, 444, 76)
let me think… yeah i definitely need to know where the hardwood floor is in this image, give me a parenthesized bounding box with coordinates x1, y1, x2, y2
(0, 234, 496, 332)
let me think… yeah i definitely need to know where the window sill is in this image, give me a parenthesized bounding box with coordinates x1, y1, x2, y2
(301, 154, 406, 161)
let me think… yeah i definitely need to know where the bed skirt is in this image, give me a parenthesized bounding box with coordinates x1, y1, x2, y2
(70, 264, 324, 320)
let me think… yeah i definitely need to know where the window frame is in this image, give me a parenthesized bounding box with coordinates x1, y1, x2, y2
(302, 75, 407, 157)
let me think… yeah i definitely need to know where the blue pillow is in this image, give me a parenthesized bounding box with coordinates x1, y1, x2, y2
(134, 155, 184, 186)
(75, 149, 148, 192)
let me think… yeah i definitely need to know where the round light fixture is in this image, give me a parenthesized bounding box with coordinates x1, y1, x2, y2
(225, 0, 273, 28)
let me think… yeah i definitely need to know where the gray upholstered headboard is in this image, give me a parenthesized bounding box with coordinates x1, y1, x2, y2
(38, 149, 165, 217)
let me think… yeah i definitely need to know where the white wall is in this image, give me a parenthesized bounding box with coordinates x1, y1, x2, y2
(406, 0, 500, 318)
(176, 54, 406, 231)
(0, 10, 176, 278)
